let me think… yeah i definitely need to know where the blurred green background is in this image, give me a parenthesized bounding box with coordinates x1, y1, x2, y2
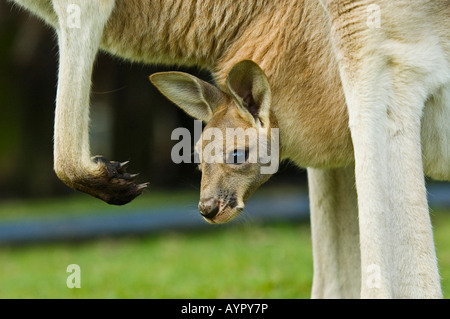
(0, 1, 449, 299)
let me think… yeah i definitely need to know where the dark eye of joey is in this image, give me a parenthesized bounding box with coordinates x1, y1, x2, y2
(228, 149, 249, 165)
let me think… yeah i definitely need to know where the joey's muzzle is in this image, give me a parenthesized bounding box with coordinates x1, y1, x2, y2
(198, 196, 242, 224)
(199, 197, 220, 219)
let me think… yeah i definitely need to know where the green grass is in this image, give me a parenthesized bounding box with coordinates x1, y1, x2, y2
(431, 210, 450, 298)
(0, 190, 199, 221)
(0, 223, 313, 298)
(0, 195, 449, 298)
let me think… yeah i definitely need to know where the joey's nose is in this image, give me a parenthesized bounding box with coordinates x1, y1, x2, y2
(199, 198, 220, 219)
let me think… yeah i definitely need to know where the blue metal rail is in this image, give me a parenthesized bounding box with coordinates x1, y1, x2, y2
(0, 183, 448, 245)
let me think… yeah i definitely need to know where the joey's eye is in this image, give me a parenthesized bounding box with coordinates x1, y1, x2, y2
(228, 149, 249, 165)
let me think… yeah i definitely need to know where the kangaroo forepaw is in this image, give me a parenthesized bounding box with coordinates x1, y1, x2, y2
(73, 156, 148, 205)
(92, 156, 138, 181)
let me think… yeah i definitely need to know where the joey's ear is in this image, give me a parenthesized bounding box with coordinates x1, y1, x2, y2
(150, 72, 225, 122)
(226, 60, 272, 126)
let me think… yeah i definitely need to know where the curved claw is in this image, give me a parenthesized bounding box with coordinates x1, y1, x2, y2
(137, 183, 149, 191)
(73, 156, 148, 205)
(120, 161, 130, 169)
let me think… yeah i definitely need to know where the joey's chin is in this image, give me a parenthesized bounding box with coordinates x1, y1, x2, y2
(203, 206, 244, 224)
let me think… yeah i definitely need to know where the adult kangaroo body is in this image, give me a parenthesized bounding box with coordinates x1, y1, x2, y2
(9, 0, 450, 298)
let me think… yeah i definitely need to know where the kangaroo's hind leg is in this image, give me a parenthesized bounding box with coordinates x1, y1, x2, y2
(320, 0, 442, 298)
(422, 84, 450, 181)
(308, 165, 360, 299)
(52, 0, 147, 205)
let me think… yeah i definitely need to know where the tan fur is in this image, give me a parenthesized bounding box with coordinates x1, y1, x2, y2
(14, 0, 351, 167)
(10, 0, 450, 298)
(103, 0, 353, 169)
(151, 60, 276, 224)
(10, 0, 353, 202)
